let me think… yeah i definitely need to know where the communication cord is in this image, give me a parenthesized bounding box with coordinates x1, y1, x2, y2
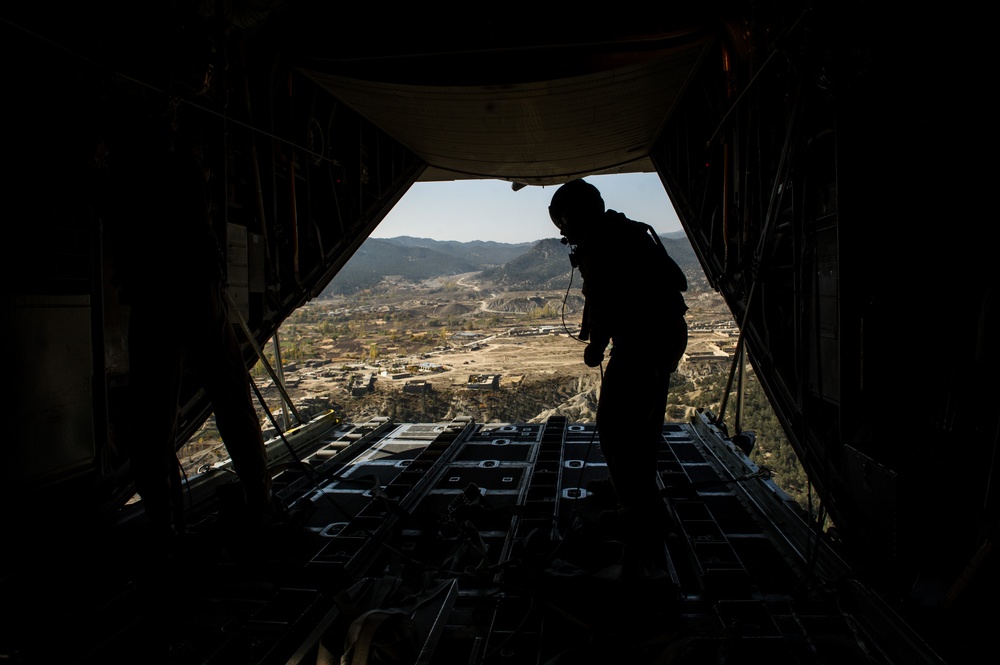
(556, 259, 604, 538)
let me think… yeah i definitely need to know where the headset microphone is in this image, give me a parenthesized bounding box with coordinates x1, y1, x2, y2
(561, 236, 579, 268)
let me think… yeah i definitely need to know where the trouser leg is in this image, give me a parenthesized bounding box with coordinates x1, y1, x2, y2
(189, 282, 271, 507)
(596, 356, 674, 553)
(128, 303, 184, 533)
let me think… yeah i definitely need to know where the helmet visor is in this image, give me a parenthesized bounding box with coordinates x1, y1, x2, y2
(548, 205, 568, 232)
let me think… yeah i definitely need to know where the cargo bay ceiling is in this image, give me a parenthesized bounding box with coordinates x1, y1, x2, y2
(249, 3, 720, 185)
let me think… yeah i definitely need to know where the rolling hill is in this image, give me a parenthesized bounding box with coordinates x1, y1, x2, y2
(322, 231, 705, 296)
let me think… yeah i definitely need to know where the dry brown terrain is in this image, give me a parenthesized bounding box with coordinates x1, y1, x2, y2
(293, 319, 736, 395)
(254, 278, 737, 424)
(181, 275, 819, 515)
(184, 276, 738, 466)
(182, 278, 814, 510)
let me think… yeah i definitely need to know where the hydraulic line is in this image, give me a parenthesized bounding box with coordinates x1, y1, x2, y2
(715, 70, 807, 431)
(223, 288, 304, 426)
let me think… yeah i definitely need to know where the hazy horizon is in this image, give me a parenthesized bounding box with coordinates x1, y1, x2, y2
(370, 173, 683, 244)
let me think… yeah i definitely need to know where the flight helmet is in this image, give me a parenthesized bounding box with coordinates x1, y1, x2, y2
(548, 179, 605, 241)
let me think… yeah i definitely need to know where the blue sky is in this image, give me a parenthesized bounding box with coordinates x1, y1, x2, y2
(370, 172, 683, 244)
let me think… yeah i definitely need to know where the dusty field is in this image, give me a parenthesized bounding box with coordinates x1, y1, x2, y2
(289, 324, 737, 401)
(263, 278, 737, 410)
(186, 285, 810, 510)
(187, 287, 741, 472)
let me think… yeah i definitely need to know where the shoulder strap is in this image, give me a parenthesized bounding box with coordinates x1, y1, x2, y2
(641, 223, 688, 293)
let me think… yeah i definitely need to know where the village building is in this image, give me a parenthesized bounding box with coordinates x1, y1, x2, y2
(403, 380, 433, 394)
(349, 373, 376, 396)
(466, 374, 500, 390)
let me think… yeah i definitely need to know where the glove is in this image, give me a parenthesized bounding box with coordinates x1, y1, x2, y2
(584, 341, 606, 367)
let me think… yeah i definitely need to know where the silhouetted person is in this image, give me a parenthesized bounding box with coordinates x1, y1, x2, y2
(548, 179, 688, 572)
(105, 113, 276, 543)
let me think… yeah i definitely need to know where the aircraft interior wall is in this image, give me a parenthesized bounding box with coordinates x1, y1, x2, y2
(651, 4, 997, 602)
(0, 11, 428, 528)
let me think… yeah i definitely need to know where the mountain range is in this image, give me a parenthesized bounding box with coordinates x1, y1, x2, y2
(322, 231, 704, 296)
